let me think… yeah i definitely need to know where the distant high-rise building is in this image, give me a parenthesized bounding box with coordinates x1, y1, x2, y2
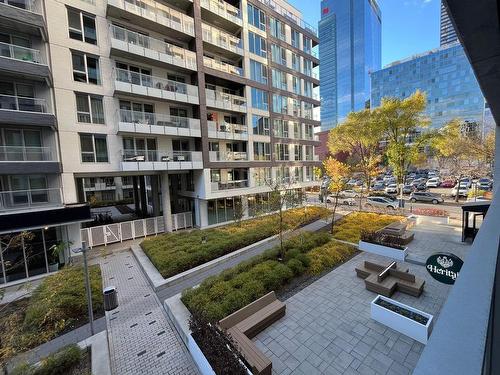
(440, 1, 459, 46)
(318, 0, 381, 131)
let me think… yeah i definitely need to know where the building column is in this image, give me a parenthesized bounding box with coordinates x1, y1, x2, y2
(139, 176, 147, 217)
(161, 173, 173, 232)
(241, 195, 249, 219)
(151, 175, 161, 217)
(132, 176, 140, 214)
(114, 176, 123, 201)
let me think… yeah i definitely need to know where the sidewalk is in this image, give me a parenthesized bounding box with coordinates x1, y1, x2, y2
(99, 251, 198, 375)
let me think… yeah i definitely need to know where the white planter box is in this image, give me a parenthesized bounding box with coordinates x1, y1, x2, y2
(371, 295, 433, 344)
(358, 240, 407, 261)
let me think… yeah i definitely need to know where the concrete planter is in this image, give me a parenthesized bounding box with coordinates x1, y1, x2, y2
(358, 240, 407, 261)
(371, 295, 433, 344)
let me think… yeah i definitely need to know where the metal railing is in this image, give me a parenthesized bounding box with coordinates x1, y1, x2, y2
(110, 25, 196, 70)
(119, 109, 199, 130)
(0, 42, 42, 64)
(122, 149, 201, 162)
(209, 150, 248, 161)
(212, 179, 248, 191)
(0, 188, 62, 211)
(0, 94, 47, 113)
(108, 0, 195, 36)
(203, 56, 243, 76)
(1, 0, 37, 12)
(0, 146, 53, 161)
(207, 120, 247, 135)
(200, 0, 242, 25)
(202, 23, 243, 54)
(254, 0, 317, 35)
(205, 89, 246, 107)
(114, 68, 199, 97)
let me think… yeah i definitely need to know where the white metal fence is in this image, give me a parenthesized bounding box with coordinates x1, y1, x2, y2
(81, 212, 193, 248)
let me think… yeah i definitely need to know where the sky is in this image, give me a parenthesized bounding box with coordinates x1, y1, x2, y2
(288, 0, 441, 67)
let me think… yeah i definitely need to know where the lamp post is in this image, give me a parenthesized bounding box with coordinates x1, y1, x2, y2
(72, 241, 94, 335)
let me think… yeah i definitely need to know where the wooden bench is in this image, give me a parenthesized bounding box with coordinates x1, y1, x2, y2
(378, 221, 415, 245)
(219, 291, 286, 375)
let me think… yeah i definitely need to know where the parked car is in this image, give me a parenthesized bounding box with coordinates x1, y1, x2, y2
(411, 178, 426, 187)
(478, 178, 492, 191)
(415, 183, 427, 191)
(440, 179, 455, 188)
(385, 184, 398, 194)
(326, 196, 356, 206)
(426, 177, 441, 188)
(365, 196, 398, 210)
(372, 183, 385, 191)
(459, 177, 473, 188)
(428, 170, 439, 178)
(340, 189, 360, 198)
(402, 185, 414, 194)
(451, 184, 470, 197)
(409, 192, 444, 204)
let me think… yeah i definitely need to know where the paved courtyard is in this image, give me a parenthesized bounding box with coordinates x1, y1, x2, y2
(254, 221, 470, 375)
(99, 251, 198, 375)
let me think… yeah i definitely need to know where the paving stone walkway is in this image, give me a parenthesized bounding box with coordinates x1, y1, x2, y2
(99, 251, 198, 375)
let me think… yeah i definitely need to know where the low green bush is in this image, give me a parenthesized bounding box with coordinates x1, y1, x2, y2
(333, 212, 404, 243)
(182, 232, 355, 322)
(10, 344, 84, 375)
(142, 206, 329, 278)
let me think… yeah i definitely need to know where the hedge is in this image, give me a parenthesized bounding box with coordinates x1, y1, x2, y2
(332, 212, 404, 243)
(181, 232, 356, 322)
(0, 266, 103, 364)
(142, 206, 329, 278)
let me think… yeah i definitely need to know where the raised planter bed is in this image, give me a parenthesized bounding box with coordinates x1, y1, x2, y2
(370, 295, 433, 344)
(359, 240, 407, 261)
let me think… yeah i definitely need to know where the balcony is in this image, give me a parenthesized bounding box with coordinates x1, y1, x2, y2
(205, 89, 246, 112)
(0, 146, 60, 174)
(0, 42, 50, 81)
(110, 25, 197, 71)
(202, 23, 243, 56)
(211, 179, 248, 191)
(207, 120, 247, 140)
(0, 188, 62, 212)
(114, 68, 199, 105)
(0, 1, 46, 38)
(209, 151, 248, 162)
(200, 0, 242, 30)
(203, 56, 243, 77)
(118, 109, 201, 137)
(107, 0, 195, 40)
(121, 150, 203, 171)
(0, 94, 56, 127)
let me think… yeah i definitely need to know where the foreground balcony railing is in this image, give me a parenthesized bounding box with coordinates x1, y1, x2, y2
(203, 56, 243, 76)
(108, 0, 195, 36)
(0, 42, 43, 64)
(202, 23, 243, 55)
(122, 149, 201, 162)
(212, 179, 248, 191)
(110, 25, 196, 70)
(0, 94, 47, 113)
(0, 146, 54, 161)
(209, 150, 248, 162)
(205, 89, 246, 111)
(200, 0, 242, 25)
(0, 188, 62, 211)
(119, 109, 200, 130)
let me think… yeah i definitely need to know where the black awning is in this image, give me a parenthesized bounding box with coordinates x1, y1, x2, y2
(461, 201, 491, 213)
(0, 204, 91, 234)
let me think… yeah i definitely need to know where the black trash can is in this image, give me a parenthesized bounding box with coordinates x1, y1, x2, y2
(103, 286, 118, 311)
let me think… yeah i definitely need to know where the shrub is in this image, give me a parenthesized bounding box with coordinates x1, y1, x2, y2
(332, 212, 404, 243)
(360, 231, 406, 250)
(10, 345, 84, 375)
(142, 206, 329, 278)
(307, 242, 356, 275)
(287, 258, 305, 275)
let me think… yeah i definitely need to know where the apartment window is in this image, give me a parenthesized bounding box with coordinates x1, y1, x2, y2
(123, 137, 157, 161)
(291, 30, 300, 48)
(251, 87, 269, 110)
(272, 69, 287, 90)
(274, 143, 289, 161)
(303, 59, 312, 76)
(273, 119, 288, 138)
(303, 36, 312, 54)
(75, 93, 104, 124)
(304, 124, 313, 139)
(254, 167, 271, 186)
(305, 145, 313, 160)
(249, 60, 268, 84)
(248, 32, 267, 58)
(67, 8, 97, 44)
(252, 115, 270, 136)
(303, 80, 312, 97)
(293, 144, 302, 160)
(271, 44, 286, 66)
(272, 94, 287, 114)
(292, 122, 301, 139)
(292, 76, 300, 95)
(210, 169, 221, 182)
(80, 134, 108, 162)
(247, 4, 265, 31)
(269, 17, 286, 41)
(291, 53, 300, 71)
(303, 102, 313, 119)
(253, 142, 271, 161)
(72, 51, 100, 84)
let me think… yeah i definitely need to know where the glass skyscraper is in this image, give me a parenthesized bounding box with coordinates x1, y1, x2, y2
(371, 42, 494, 132)
(319, 0, 381, 131)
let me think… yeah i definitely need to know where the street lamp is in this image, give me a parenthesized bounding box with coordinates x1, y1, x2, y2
(72, 241, 94, 335)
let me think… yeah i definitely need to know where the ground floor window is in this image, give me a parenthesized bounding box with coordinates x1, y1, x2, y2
(207, 197, 241, 226)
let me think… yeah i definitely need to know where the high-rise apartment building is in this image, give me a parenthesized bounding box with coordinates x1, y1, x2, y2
(440, 1, 458, 46)
(371, 42, 494, 132)
(0, 0, 320, 284)
(318, 0, 381, 131)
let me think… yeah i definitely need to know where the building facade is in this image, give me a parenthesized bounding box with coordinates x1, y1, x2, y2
(440, 1, 458, 46)
(0, 0, 321, 285)
(318, 0, 381, 131)
(371, 42, 494, 132)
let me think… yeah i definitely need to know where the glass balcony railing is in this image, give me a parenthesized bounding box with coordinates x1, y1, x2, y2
(212, 179, 248, 191)
(110, 25, 196, 70)
(200, 0, 242, 25)
(0, 146, 54, 161)
(122, 149, 202, 163)
(203, 56, 243, 76)
(0, 188, 62, 211)
(202, 23, 243, 54)
(0, 42, 42, 64)
(119, 109, 200, 130)
(205, 89, 246, 108)
(254, 0, 317, 36)
(0, 94, 47, 113)
(114, 68, 199, 97)
(1, 0, 37, 12)
(209, 150, 248, 161)
(207, 120, 247, 135)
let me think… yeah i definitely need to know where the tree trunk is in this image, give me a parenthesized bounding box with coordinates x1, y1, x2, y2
(455, 174, 463, 203)
(331, 195, 338, 234)
(279, 206, 284, 259)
